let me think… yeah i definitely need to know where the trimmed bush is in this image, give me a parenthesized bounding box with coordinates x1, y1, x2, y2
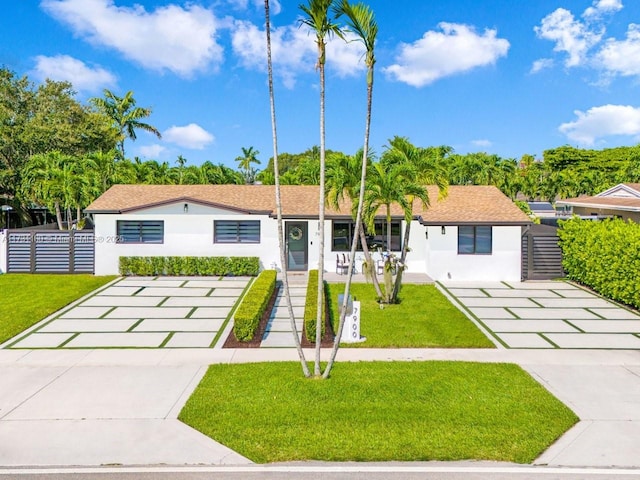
(118, 256, 260, 277)
(233, 270, 277, 342)
(304, 270, 326, 343)
(558, 217, 640, 309)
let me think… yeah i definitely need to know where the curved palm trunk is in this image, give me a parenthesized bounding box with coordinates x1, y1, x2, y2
(323, 77, 374, 378)
(265, 0, 310, 376)
(315, 53, 326, 377)
(391, 217, 411, 303)
(359, 224, 383, 297)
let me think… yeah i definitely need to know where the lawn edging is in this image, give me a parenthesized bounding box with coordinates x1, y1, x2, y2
(435, 282, 503, 349)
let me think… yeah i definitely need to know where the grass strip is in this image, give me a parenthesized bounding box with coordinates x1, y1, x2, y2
(327, 283, 494, 348)
(0, 274, 116, 344)
(179, 361, 577, 463)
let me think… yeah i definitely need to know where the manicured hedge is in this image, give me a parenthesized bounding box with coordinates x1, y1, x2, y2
(233, 270, 277, 342)
(119, 256, 260, 276)
(558, 217, 640, 309)
(304, 270, 326, 343)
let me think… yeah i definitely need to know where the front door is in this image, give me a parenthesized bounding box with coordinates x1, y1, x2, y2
(285, 221, 308, 271)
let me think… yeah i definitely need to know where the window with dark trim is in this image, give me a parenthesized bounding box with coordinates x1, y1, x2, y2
(214, 220, 260, 243)
(331, 220, 401, 251)
(458, 225, 492, 254)
(116, 220, 164, 243)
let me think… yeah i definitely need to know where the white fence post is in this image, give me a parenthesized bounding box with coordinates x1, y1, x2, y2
(0, 230, 7, 273)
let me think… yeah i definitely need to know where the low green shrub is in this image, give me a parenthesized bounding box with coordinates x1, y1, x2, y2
(558, 217, 640, 309)
(233, 270, 277, 342)
(304, 270, 326, 343)
(118, 256, 260, 276)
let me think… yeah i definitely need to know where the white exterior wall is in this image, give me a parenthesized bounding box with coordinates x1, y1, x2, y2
(425, 225, 522, 281)
(320, 220, 430, 274)
(93, 202, 281, 275)
(0, 230, 6, 274)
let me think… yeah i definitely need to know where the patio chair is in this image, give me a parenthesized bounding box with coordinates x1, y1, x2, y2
(336, 253, 348, 275)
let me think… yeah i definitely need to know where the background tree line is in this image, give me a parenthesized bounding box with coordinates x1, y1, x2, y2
(3, 65, 640, 230)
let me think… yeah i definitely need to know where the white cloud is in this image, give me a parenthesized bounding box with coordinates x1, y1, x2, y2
(583, 0, 623, 20)
(472, 139, 492, 148)
(32, 54, 116, 93)
(226, 0, 281, 15)
(231, 20, 364, 88)
(163, 124, 214, 150)
(534, 0, 623, 71)
(595, 23, 640, 77)
(41, 0, 223, 77)
(534, 8, 601, 68)
(138, 144, 166, 159)
(559, 104, 640, 145)
(530, 58, 555, 74)
(383, 23, 510, 87)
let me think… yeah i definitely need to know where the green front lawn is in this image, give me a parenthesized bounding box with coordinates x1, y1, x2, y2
(327, 283, 494, 348)
(180, 361, 578, 463)
(0, 274, 116, 344)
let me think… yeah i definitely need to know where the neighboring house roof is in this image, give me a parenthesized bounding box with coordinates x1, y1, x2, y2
(85, 184, 531, 225)
(556, 183, 640, 213)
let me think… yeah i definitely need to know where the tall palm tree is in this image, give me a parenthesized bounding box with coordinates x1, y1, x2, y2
(324, 0, 377, 378)
(299, 0, 344, 377)
(90, 89, 161, 160)
(265, 0, 311, 377)
(235, 146, 261, 184)
(382, 137, 448, 301)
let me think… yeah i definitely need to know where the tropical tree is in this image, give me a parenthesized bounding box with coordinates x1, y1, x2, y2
(90, 89, 161, 159)
(324, 0, 378, 379)
(235, 146, 261, 184)
(382, 137, 448, 301)
(299, 0, 344, 377)
(20, 151, 91, 229)
(265, 0, 311, 376)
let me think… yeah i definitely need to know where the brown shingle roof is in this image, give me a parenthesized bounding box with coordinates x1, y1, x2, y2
(556, 195, 640, 212)
(85, 184, 530, 224)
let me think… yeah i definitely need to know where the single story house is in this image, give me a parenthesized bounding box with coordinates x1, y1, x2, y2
(84, 184, 531, 281)
(555, 183, 640, 223)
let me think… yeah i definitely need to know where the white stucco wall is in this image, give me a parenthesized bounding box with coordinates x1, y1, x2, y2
(0, 230, 6, 274)
(93, 202, 281, 275)
(425, 225, 522, 281)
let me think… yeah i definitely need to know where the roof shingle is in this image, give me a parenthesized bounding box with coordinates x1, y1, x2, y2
(85, 184, 530, 224)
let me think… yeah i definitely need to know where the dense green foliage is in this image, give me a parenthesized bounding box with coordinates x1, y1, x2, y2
(118, 256, 260, 277)
(558, 218, 640, 309)
(179, 361, 577, 463)
(0, 274, 116, 344)
(303, 270, 326, 342)
(327, 283, 494, 347)
(233, 270, 277, 342)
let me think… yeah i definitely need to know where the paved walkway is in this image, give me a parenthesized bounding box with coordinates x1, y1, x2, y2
(440, 281, 640, 349)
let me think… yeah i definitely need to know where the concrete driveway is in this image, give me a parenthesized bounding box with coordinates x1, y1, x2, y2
(3, 276, 251, 350)
(439, 280, 640, 349)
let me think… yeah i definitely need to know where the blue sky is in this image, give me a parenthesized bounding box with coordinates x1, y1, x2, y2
(2, 0, 640, 169)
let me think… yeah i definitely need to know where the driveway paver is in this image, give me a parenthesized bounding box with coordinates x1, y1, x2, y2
(3, 276, 251, 350)
(441, 280, 640, 349)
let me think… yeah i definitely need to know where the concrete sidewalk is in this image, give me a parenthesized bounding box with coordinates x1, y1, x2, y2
(0, 347, 639, 469)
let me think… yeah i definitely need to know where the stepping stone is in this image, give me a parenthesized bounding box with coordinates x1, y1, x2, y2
(97, 286, 142, 296)
(509, 308, 601, 320)
(133, 319, 224, 332)
(468, 307, 516, 319)
(164, 332, 216, 348)
(38, 319, 137, 333)
(82, 296, 163, 307)
(570, 320, 640, 333)
(545, 333, 640, 349)
(163, 297, 236, 307)
(60, 307, 112, 319)
(10, 333, 73, 348)
(105, 307, 192, 319)
(484, 319, 580, 333)
(64, 332, 169, 348)
(191, 307, 232, 319)
(496, 333, 556, 348)
(136, 287, 211, 297)
(447, 288, 488, 298)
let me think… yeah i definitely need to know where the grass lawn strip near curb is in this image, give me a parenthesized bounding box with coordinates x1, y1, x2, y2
(179, 361, 577, 463)
(327, 283, 494, 348)
(0, 274, 117, 345)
